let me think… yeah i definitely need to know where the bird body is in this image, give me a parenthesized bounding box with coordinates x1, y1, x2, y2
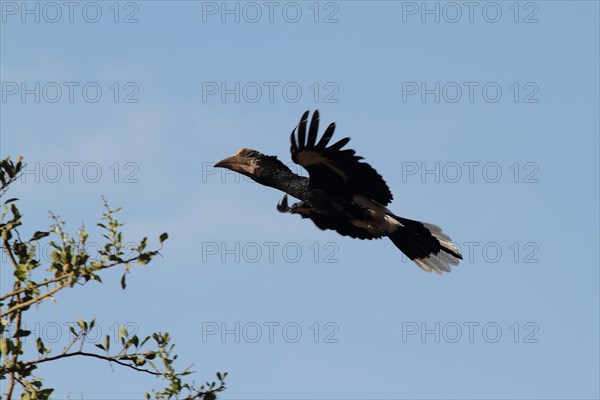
(215, 111, 462, 274)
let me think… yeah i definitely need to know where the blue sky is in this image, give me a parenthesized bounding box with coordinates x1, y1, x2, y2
(1, 1, 599, 399)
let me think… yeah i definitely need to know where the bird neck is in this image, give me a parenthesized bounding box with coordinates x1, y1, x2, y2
(260, 168, 309, 200)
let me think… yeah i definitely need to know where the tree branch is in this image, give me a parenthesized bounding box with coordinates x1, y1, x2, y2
(3, 238, 20, 274)
(24, 351, 161, 376)
(0, 256, 143, 318)
(0, 281, 70, 319)
(0, 275, 67, 301)
(3, 239, 21, 399)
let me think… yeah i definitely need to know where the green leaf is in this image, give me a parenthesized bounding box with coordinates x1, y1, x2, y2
(31, 231, 50, 241)
(119, 325, 129, 338)
(120, 273, 127, 289)
(140, 336, 150, 348)
(14, 268, 26, 281)
(95, 343, 106, 351)
(137, 253, 152, 265)
(159, 232, 168, 243)
(139, 237, 148, 251)
(77, 319, 87, 331)
(36, 337, 45, 354)
(0, 338, 9, 355)
(49, 251, 61, 263)
(2, 230, 12, 241)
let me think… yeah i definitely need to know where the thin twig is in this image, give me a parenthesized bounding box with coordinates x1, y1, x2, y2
(0, 281, 69, 319)
(0, 275, 67, 301)
(0, 256, 143, 318)
(25, 351, 161, 376)
(4, 240, 22, 399)
(3, 239, 20, 278)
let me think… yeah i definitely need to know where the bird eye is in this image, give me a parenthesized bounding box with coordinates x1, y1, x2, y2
(255, 159, 263, 167)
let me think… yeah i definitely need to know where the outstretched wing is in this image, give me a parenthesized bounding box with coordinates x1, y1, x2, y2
(290, 110, 393, 206)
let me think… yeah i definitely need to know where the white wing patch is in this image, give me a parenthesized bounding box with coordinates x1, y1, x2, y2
(352, 195, 402, 235)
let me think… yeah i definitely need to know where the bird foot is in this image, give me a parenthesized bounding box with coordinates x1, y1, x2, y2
(276, 195, 290, 213)
(277, 195, 306, 214)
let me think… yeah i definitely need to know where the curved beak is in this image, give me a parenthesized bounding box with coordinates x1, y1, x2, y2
(215, 151, 253, 176)
(214, 154, 243, 170)
(215, 148, 259, 177)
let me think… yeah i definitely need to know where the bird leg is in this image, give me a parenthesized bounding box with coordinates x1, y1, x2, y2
(276, 195, 310, 215)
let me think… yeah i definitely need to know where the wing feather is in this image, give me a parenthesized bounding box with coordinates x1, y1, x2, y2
(289, 110, 393, 205)
(317, 123, 336, 149)
(329, 137, 351, 152)
(297, 111, 309, 150)
(290, 129, 298, 155)
(307, 110, 319, 147)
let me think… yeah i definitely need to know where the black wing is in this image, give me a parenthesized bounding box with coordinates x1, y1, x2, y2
(302, 210, 379, 240)
(277, 195, 379, 240)
(290, 110, 393, 206)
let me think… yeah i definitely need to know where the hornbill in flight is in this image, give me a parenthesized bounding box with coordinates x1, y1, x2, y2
(215, 111, 462, 273)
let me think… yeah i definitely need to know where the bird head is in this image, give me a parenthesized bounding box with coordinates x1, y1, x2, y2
(215, 148, 291, 185)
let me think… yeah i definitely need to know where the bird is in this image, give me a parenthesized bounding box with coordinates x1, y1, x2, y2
(215, 110, 462, 274)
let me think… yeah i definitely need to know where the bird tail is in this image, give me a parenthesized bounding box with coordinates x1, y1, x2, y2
(387, 215, 462, 274)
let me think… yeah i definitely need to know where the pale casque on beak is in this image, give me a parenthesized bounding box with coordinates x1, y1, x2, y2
(215, 148, 261, 176)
